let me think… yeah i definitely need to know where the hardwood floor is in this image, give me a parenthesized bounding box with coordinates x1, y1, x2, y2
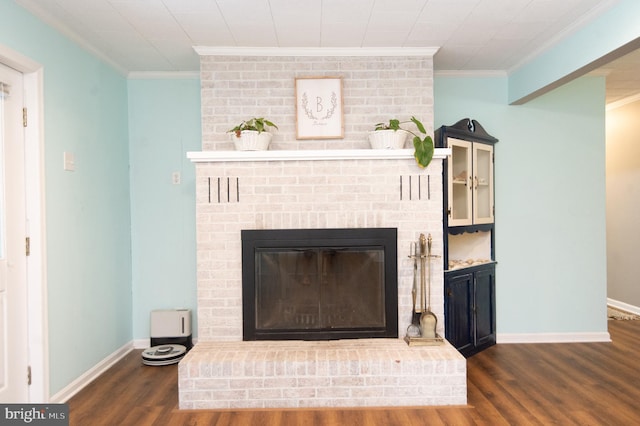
(67, 320, 640, 425)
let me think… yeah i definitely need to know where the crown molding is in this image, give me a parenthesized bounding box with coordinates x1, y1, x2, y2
(15, 0, 128, 76)
(193, 46, 439, 58)
(435, 69, 507, 78)
(506, 0, 620, 75)
(606, 92, 640, 111)
(127, 71, 200, 80)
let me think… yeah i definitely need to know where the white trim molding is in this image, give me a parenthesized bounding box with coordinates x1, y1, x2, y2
(435, 70, 507, 78)
(0, 43, 49, 403)
(128, 71, 200, 80)
(497, 332, 611, 344)
(24, 67, 49, 404)
(606, 93, 640, 111)
(607, 298, 640, 315)
(193, 46, 439, 57)
(49, 342, 133, 403)
(10, 1, 127, 76)
(187, 148, 450, 163)
(134, 339, 151, 349)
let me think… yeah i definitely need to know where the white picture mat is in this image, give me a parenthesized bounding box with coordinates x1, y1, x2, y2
(295, 77, 344, 139)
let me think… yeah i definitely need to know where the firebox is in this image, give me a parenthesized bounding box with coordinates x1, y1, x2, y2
(241, 228, 398, 341)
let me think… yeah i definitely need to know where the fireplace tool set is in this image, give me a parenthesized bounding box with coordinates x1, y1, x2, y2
(405, 233, 444, 346)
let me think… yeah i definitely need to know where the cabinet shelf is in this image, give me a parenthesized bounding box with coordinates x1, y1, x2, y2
(448, 259, 495, 271)
(445, 261, 497, 274)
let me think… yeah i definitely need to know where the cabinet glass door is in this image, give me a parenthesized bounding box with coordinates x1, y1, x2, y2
(447, 138, 472, 226)
(473, 144, 494, 224)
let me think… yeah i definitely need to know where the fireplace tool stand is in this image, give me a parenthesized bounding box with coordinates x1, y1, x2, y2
(405, 233, 444, 346)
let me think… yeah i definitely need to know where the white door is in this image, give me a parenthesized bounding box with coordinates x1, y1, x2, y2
(0, 63, 29, 402)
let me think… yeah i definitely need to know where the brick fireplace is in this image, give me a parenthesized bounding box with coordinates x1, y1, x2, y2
(178, 50, 466, 409)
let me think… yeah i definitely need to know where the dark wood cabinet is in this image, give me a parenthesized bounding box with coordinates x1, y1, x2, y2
(444, 263, 496, 357)
(443, 270, 474, 354)
(474, 264, 496, 351)
(436, 119, 498, 357)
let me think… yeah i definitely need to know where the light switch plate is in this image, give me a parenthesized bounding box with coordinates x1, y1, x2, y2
(63, 152, 75, 171)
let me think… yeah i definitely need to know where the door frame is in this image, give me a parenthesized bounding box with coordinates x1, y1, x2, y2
(0, 44, 48, 402)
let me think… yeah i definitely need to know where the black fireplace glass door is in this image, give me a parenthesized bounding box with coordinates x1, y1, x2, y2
(255, 247, 386, 332)
(242, 227, 398, 341)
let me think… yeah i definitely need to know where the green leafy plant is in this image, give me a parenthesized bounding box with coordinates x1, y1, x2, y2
(228, 118, 278, 137)
(374, 116, 434, 168)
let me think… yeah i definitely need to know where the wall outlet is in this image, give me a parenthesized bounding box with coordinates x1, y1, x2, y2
(172, 172, 181, 185)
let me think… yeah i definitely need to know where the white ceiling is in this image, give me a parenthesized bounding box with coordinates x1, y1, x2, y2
(13, 0, 640, 104)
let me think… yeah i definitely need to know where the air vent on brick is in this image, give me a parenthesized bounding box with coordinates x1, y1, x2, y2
(399, 175, 432, 201)
(208, 177, 239, 203)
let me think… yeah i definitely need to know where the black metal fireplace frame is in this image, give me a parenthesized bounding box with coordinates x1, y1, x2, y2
(241, 228, 398, 341)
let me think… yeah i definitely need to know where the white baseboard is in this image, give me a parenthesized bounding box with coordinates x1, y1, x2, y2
(607, 298, 640, 315)
(133, 338, 150, 349)
(497, 332, 611, 344)
(49, 342, 133, 403)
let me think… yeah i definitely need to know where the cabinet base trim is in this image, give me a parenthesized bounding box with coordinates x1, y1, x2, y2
(497, 332, 611, 344)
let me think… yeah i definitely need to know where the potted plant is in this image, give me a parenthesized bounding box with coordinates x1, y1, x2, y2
(370, 117, 434, 168)
(368, 120, 409, 150)
(228, 118, 278, 151)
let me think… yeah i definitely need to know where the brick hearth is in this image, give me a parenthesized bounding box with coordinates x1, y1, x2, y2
(179, 339, 465, 409)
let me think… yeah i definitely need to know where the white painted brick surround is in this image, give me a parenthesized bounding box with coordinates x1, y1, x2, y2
(179, 52, 466, 410)
(200, 55, 434, 151)
(194, 157, 445, 341)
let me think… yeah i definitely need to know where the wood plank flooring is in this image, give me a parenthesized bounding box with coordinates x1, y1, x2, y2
(67, 320, 640, 425)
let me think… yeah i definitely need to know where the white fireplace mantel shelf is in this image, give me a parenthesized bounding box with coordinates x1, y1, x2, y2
(187, 148, 451, 163)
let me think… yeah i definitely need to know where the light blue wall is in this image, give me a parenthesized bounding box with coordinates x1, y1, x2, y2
(435, 75, 608, 335)
(508, 0, 640, 104)
(0, 1, 132, 395)
(128, 78, 201, 340)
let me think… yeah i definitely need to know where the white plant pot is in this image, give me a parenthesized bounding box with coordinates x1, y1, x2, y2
(231, 130, 272, 151)
(368, 129, 408, 149)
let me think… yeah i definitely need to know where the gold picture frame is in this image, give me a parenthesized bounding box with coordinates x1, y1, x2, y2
(295, 77, 344, 139)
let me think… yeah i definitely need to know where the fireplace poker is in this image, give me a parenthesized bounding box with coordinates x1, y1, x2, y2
(406, 242, 421, 337)
(419, 233, 437, 338)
